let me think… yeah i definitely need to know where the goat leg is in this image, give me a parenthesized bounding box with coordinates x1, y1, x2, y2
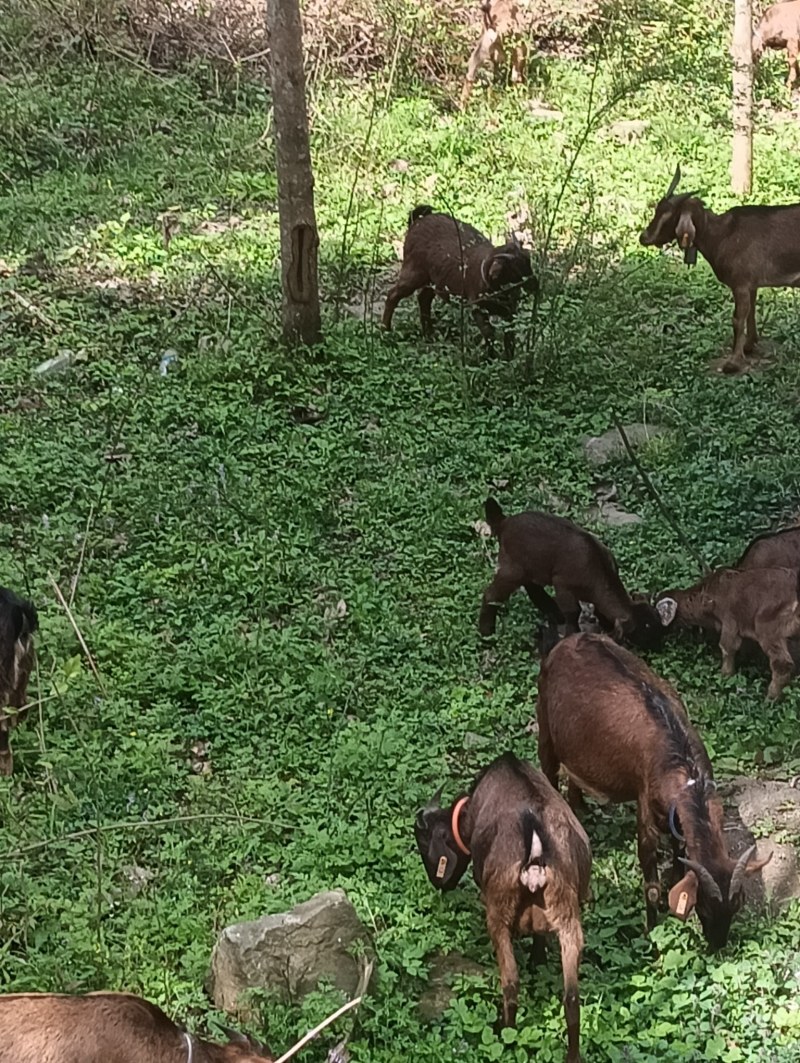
(725, 288, 751, 371)
(719, 622, 742, 677)
(559, 921, 584, 1063)
(383, 272, 426, 331)
(471, 306, 496, 351)
(479, 572, 520, 636)
(525, 583, 564, 625)
(510, 41, 528, 84)
(0, 722, 12, 776)
(760, 637, 795, 700)
(636, 803, 661, 929)
(744, 289, 759, 354)
(417, 287, 436, 340)
(487, 916, 518, 1028)
(461, 28, 499, 109)
(787, 38, 800, 91)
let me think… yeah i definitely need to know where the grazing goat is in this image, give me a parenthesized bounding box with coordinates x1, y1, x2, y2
(736, 525, 800, 573)
(752, 0, 800, 90)
(0, 587, 38, 777)
(0, 992, 273, 1063)
(537, 632, 769, 949)
(639, 165, 800, 371)
(461, 0, 528, 109)
(415, 752, 591, 1062)
(479, 497, 665, 649)
(382, 206, 536, 358)
(657, 566, 800, 700)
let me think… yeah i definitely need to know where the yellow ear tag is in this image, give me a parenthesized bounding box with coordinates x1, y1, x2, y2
(676, 890, 689, 916)
(436, 856, 448, 879)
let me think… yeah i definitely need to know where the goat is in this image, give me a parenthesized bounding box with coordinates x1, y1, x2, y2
(0, 587, 38, 776)
(461, 0, 528, 109)
(415, 752, 591, 1062)
(656, 566, 800, 700)
(479, 497, 665, 649)
(735, 525, 800, 572)
(382, 206, 536, 358)
(639, 165, 800, 372)
(752, 0, 800, 90)
(537, 632, 770, 949)
(0, 992, 273, 1063)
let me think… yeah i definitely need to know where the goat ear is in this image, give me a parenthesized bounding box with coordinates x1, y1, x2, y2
(675, 208, 696, 249)
(656, 597, 678, 626)
(668, 870, 698, 920)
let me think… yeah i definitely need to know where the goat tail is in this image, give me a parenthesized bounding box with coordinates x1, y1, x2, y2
(408, 204, 434, 227)
(16, 600, 38, 641)
(484, 496, 505, 536)
(519, 808, 548, 893)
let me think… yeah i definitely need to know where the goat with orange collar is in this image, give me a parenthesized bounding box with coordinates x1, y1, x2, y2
(414, 752, 591, 1063)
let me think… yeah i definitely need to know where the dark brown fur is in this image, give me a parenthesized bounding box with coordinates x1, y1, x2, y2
(736, 526, 800, 572)
(0, 992, 272, 1063)
(657, 566, 800, 699)
(536, 633, 768, 949)
(415, 753, 590, 1062)
(382, 208, 536, 357)
(640, 166, 800, 371)
(0, 587, 38, 776)
(479, 498, 664, 649)
(461, 0, 528, 108)
(752, 0, 800, 89)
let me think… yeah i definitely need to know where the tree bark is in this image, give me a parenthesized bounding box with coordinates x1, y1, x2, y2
(267, 0, 322, 346)
(731, 0, 753, 195)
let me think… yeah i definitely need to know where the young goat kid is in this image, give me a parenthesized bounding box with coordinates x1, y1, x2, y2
(752, 0, 800, 91)
(537, 633, 769, 950)
(479, 498, 664, 649)
(461, 0, 528, 109)
(657, 566, 800, 700)
(0, 587, 38, 776)
(0, 992, 272, 1063)
(415, 752, 591, 1062)
(640, 165, 800, 372)
(383, 206, 536, 358)
(735, 526, 800, 574)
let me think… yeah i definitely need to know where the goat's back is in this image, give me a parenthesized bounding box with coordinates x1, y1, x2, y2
(754, 0, 800, 46)
(736, 527, 800, 572)
(537, 634, 709, 803)
(673, 566, 800, 636)
(470, 752, 591, 901)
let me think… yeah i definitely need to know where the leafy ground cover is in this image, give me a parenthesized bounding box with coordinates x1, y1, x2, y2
(2, 12, 800, 1060)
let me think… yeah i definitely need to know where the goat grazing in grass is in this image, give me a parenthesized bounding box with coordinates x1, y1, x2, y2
(536, 632, 770, 949)
(0, 991, 273, 1062)
(0, 587, 38, 776)
(478, 497, 664, 649)
(415, 752, 591, 1062)
(752, 0, 800, 91)
(461, 0, 528, 109)
(657, 566, 800, 700)
(639, 165, 800, 372)
(383, 206, 536, 358)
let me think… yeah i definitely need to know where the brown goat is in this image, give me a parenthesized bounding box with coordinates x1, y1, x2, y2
(415, 752, 591, 1062)
(656, 566, 800, 700)
(0, 587, 38, 776)
(752, 0, 800, 90)
(382, 206, 536, 357)
(537, 632, 769, 950)
(639, 165, 800, 372)
(736, 525, 800, 572)
(461, 0, 528, 109)
(479, 497, 665, 649)
(0, 992, 273, 1063)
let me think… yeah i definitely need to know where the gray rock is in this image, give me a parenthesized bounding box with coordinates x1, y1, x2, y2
(418, 951, 486, 1021)
(524, 101, 563, 122)
(723, 777, 800, 909)
(463, 731, 493, 750)
(208, 889, 372, 1012)
(582, 423, 668, 466)
(587, 501, 643, 526)
(34, 350, 74, 376)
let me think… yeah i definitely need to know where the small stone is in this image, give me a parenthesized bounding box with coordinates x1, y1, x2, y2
(587, 501, 643, 526)
(582, 423, 669, 466)
(120, 864, 155, 898)
(524, 100, 563, 121)
(418, 952, 486, 1021)
(463, 731, 493, 750)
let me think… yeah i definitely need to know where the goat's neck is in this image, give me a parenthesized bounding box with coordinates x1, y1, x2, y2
(674, 781, 726, 863)
(690, 207, 723, 269)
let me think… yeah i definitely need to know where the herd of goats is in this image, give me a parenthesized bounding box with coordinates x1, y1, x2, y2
(2, 4, 800, 1060)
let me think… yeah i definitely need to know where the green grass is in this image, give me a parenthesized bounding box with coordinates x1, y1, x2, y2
(2, 27, 800, 1063)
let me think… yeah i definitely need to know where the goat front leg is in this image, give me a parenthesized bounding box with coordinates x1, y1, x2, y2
(559, 920, 584, 1063)
(0, 720, 12, 776)
(510, 40, 528, 84)
(472, 305, 496, 352)
(525, 583, 564, 625)
(725, 288, 751, 371)
(758, 634, 795, 700)
(744, 288, 759, 353)
(383, 273, 424, 331)
(487, 914, 519, 1029)
(479, 571, 521, 636)
(637, 802, 661, 928)
(719, 622, 741, 677)
(417, 287, 436, 340)
(554, 588, 580, 634)
(461, 28, 499, 108)
(787, 38, 799, 91)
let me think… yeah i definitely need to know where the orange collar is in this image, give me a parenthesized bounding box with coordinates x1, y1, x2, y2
(451, 797, 470, 856)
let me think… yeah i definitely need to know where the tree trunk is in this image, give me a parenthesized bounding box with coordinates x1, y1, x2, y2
(267, 0, 322, 346)
(731, 0, 753, 195)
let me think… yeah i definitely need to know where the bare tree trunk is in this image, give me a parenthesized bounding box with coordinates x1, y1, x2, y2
(267, 0, 322, 346)
(732, 0, 753, 195)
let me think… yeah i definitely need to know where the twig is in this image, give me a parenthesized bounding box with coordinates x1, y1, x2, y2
(611, 414, 710, 575)
(69, 504, 95, 608)
(5, 288, 58, 329)
(3, 813, 283, 861)
(48, 575, 107, 694)
(273, 986, 369, 1063)
(0, 691, 59, 724)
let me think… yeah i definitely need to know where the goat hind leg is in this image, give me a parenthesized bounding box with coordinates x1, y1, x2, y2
(559, 921, 584, 1063)
(763, 640, 795, 700)
(787, 40, 799, 91)
(461, 28, 499, 108)
(417, 287, 436, 340)
(719, 622, 741, 677)
(0, 722, 12, 776)
(487, 916, 519, 1028)
(724, 288, 751, 371)
(524, 583, 563, 625)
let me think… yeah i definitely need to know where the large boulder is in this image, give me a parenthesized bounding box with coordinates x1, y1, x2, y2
(723, 777, 800, 910)
(208, 889, 372, 1013)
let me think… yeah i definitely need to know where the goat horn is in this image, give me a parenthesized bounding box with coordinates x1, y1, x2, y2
(679, 857, 722, 903)
(728, 844, 756, 901)
(480, 258, 490, 284)
(668, 803, 685, 844)
(665, 164, 682, 198)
